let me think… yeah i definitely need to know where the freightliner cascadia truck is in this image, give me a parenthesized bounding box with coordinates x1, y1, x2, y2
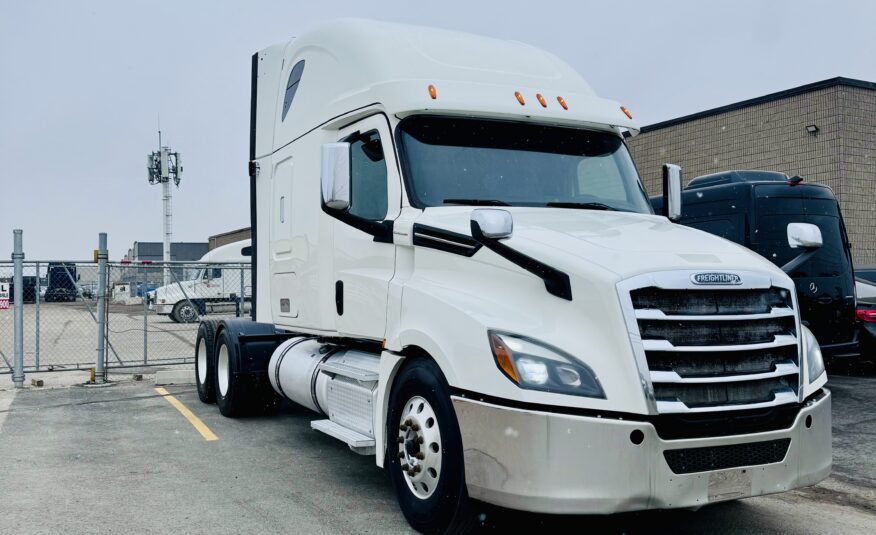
(194, 19, 831, 533)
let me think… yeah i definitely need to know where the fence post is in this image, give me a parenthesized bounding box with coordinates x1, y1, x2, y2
(12, 229, 24, 388)
(35, 260, 40, 371)
(94, 232, 108, 383)
(239, 266, 245, 318)
(143, 281, 148, 364)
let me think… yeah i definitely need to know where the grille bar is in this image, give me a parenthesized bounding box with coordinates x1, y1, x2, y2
(650, 362, 799, 384)
(631, 287, 792, 316)
(635, 307, 794, 321)
(656, 391, 799, 414)
(643, 335, 798, 353)
(638, 317, 796, 347)
(663, 438, 791, 474)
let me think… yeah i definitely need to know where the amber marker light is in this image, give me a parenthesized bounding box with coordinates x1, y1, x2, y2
(620, 105, 633, 119)
(490, 333, 520, 383)
(428, 84, 437, 99)
(514, 91, 526, 105)
(536, 93, 547, 107)
(556, 96, 568, 110)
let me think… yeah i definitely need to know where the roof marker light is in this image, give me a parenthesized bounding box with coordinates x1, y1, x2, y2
(515, 91, 525, 105)
(536, 93, 547, 108)
(620, 106, 633, 119)
(428, 84, 437, 99)
(556, 96, 568, 110)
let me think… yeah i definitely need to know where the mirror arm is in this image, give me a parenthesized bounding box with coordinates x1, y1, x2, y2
(470, 220, 572, 301)
(781, 248, 818, 274)
(321, 204, 394, 243)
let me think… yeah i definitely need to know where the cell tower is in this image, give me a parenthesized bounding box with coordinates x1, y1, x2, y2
(146, 131, 182, 287)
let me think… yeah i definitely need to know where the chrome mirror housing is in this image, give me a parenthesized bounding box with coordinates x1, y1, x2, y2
(787, 222, 823, 249)
(471, 209, 513, 239)
(320, 142, 351, 210)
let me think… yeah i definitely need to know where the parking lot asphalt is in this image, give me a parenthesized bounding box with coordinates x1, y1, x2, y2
(0, 372, 874, 534)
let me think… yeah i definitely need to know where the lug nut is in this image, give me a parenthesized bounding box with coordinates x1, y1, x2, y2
(415, 452, 425, 460)
(398, 451, 405, 459)
(411, 423, 420, 431)
(401, 463, 410, 471)
(397, 436, 405, 443)
(404, 419, 412, 427)
(413, 465, 422, 474)
(399, 424, 407, 431)
(416, 436, 424, 444)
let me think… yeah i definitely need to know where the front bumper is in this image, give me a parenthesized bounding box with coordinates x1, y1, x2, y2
(452, 390, 831, 514)
(151, 303, 173, 315)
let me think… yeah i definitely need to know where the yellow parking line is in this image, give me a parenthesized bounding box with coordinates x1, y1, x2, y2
(155, 387, 218, 441)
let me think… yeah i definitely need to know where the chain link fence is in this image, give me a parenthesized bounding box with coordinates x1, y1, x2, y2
(0, 259, 250, 375)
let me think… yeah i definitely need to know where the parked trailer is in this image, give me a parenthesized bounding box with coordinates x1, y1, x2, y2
(196, 20, 831, 533)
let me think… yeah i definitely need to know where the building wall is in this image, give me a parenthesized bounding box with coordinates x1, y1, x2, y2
(209, 227, 251, 250)
(628, 85, 876, 265)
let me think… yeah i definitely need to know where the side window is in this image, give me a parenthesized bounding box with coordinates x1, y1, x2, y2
(212, 268, 222, 279)
(281, 60, 305, 121)
(348, 130, 388, 220)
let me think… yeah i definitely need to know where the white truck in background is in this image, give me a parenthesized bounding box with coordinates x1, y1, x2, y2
(149, 239, 251, 322)
(194, 19, 831, 533)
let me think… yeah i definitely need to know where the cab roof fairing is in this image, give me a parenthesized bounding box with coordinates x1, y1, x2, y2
(267, 18, 639, 150)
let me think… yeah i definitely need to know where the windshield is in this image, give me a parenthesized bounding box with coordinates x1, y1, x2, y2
(189, 268, 205, 281)
(397, 116, 652, 213)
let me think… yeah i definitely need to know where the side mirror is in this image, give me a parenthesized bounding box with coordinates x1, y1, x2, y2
(320, 142, 351, 210)
(471, 209, 513, 239)
(662, 164, 682, 222)
(787, 222, 823, 249)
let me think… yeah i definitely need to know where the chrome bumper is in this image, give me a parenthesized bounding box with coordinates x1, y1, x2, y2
(151, 304, 173, 315)
(452, 390, 831, 514)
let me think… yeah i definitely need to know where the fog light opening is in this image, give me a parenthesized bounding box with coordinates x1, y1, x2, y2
(805, 415, 813, 428)
(630, 429, 645, 445)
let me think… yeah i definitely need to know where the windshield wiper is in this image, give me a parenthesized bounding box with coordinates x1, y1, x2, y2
(443, 198, 511, 206)
(546, 201, 618, 211)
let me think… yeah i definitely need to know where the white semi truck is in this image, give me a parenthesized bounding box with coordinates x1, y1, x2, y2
(150, 239, 252, 322)
(195, 19, 831, 533)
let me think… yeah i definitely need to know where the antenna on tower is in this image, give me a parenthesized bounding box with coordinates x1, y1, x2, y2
(147, 126, 183, 286)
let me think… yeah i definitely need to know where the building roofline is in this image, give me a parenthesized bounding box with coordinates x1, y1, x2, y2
(641, 77, 876, 133)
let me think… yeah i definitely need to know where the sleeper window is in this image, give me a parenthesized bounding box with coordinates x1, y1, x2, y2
(281, 60, 305, 121)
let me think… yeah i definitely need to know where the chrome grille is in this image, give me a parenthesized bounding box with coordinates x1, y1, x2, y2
(626, 281, 801, 414)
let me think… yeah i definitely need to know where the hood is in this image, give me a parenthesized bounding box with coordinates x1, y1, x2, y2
(415, 207, 784, 281)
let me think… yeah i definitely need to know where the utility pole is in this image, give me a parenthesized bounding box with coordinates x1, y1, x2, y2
(147, 131, 182, 287)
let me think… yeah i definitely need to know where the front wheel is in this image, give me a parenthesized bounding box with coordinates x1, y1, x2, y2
(387, 359, 475, 534)
(171, 300, 200, 323)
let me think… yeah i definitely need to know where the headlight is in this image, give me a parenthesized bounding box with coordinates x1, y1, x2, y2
(488, 331, 605, 398)
(803, 326, 825, 384)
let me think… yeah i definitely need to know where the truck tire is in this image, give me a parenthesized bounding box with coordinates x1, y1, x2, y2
(195, 320, 221, 404)
(387, 358, 475, 534)
(214, 328, 252, 417)
(171, 300, 200, 323)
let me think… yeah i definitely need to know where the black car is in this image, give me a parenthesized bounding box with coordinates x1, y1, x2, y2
(856, 266, 876, 360)
(653, 170, 858, 360)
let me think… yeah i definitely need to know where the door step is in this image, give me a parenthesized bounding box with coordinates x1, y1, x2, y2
(311, 419, 376, 455)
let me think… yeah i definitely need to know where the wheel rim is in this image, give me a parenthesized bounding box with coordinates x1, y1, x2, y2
(196, 338, 208, 385)
(179, 304, 196, 322)
(217, 344, 229, 396)
(397, 396, 442, 500)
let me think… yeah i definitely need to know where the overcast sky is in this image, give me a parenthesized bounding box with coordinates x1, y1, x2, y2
(1, 0, 874, 260)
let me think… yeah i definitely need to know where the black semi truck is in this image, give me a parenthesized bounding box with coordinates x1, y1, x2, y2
(653, 170, 858, 360)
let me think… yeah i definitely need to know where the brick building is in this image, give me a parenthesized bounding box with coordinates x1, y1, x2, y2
(627, 77, 876, 265)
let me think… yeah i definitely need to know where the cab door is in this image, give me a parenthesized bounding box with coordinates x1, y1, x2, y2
(332, 115, 400, 339)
